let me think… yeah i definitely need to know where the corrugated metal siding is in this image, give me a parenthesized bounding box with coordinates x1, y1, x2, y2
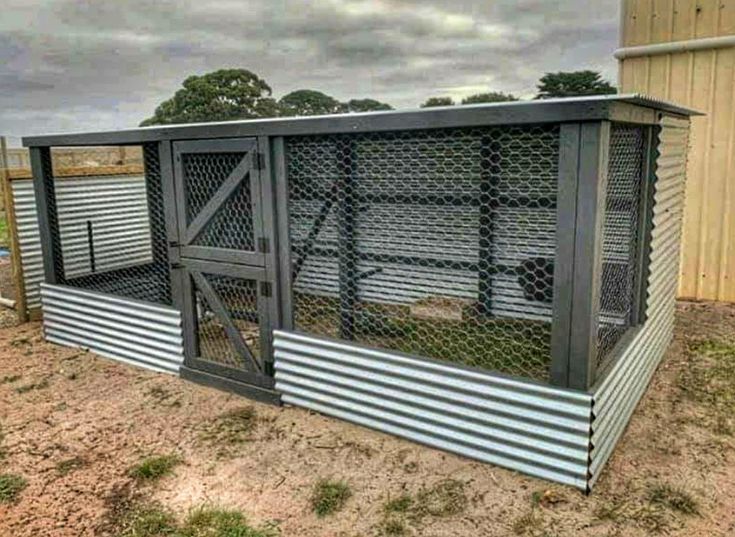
(588, 115, 689, 487)
(40, 283, 183, 374)
(619, 0, 735, 302)
(11, 174, 152, 310)
(274, 330, 592, 489)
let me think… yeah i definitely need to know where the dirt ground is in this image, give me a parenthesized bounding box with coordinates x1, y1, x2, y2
(0, 302, 733, 537)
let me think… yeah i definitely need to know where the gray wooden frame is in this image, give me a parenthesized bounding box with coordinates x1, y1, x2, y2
(31, 147, 62, 285)
(567, 121, 611, 391)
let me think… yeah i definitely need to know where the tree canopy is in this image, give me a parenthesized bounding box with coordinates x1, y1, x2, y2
(278, 89, 345, 116)
(461, 92, 518, 104)
(536, 70, 616, 99)
(420, 96, 454, 108)
(345, 98, 393, 113)
(139, 69, 278, 126)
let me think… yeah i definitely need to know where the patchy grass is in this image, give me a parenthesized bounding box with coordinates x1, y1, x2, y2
(147, 385, 181, 408)
(377, 479, 467, 534)
(412, 478, 466, 519)
(56, 456, 87, 476)
(199, 407, 257, 455)
(680, 339, 735, 434)
(105, 489, 273, 537)
(592, 483, 698, 534)
(381, 517, 407, 536)
(310, 479, 352, 517)
(647, 483, 699, 515)
(511, 510, 543, 536)
(117, 503, 179, 537)
(181, 506, 275, 537)
(0, 424, 6, 461)
(0, 474, 28, 503)
(384, 494, 413, 514)
(130, 454, 182, 482)
(593, 496, 668, 532)
(0, 374, 21, 384)
(15, 378, 49, 394)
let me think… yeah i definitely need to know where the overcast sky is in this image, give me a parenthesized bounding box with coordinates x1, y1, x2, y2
(0, 0, 620, 144)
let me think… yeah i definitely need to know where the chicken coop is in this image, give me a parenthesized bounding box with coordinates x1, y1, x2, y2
(23, 95, 698, 491)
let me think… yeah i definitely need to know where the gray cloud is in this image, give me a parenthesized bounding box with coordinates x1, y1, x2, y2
(0, 0, 619, 141)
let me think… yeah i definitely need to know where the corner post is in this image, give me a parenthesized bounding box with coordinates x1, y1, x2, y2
(569, 121, 610, 390)
(550, 121, 610, 390)
(30, 146, 63, 285)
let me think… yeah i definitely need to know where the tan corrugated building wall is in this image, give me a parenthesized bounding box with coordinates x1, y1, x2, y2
(617, 0, 734, 302)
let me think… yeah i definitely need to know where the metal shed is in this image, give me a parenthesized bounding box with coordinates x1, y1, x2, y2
(23, 95, 699, 491)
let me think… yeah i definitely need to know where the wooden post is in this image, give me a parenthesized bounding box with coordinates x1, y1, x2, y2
(1, 137, 28, 322)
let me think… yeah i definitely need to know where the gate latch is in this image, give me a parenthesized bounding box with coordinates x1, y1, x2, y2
(258, 237, 270, 254)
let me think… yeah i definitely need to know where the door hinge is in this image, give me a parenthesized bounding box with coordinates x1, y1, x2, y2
(260, 281, 272, 297)
(258, 237, 270, 253)
(254, 151, 266, 170)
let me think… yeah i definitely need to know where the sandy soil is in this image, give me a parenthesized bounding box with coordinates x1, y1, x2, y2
(0, 302, 733, 536)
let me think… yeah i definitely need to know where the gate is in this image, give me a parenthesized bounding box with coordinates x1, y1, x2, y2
(169, 138, 280, 401)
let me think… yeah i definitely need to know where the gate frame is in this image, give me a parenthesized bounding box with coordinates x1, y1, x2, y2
(160, 137, 283, 404)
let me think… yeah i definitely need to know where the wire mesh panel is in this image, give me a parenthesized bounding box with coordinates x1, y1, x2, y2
(286, 125, 559, 381)
(46, 143, 172, 305)
(194, 273, 261, 367)
(597, 125, 646, 364)
(182, 152, 256, 251)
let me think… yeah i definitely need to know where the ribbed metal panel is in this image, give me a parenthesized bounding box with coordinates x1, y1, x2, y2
(274, 330, 592, 489)
(588, 115, 689, 488)
(40, 283, 183, 374)
(11, 175, 152, 310)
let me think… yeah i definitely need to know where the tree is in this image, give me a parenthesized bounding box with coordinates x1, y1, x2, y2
(420, 97, 454, 108)
(461, 92, 518, 104)
(345, 98, 393, 113)
(536, 70, 616, 99)
(139, 69, 278, 126)
(278, 89, 345, 116)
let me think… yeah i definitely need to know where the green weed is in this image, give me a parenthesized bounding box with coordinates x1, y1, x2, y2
(130, 454, 182, 482)
(310, 479, 352, 517)
(0, 474, 27, 503)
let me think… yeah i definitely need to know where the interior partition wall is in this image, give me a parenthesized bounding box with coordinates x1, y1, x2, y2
(24, 96, 697, 490)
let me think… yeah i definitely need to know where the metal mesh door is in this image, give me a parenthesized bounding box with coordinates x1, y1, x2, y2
(285, 125, 559, 381)
(174, 139, 263, 266)
(173, 138, 273, 388)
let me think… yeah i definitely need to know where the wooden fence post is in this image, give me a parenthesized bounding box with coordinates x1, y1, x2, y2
(0, 136, 28, 322)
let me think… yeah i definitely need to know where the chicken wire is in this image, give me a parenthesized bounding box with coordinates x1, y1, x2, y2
(597, 125, 646, 365)
(194, 273, 261, 368)
(45, 143, 172, 305)
(285, 125, 559, 381)
(182, 152, 256, 251)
